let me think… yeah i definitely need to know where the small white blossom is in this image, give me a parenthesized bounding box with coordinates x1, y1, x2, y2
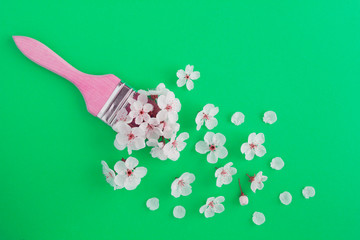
(215, 162, 237, 187)
(113, 108, 133, 130)
(163, 132, 189, 161)
(270, 157, 284, 170)
(173, 206, 186, 219)
(176, 64, 200, 91)
(263, 111, 277, 124)
(199, 196, 225, 218)
(161, 121, 180, 139)
(239, 195, 249, 206)
(171, 172, 195, 198)
(101, 161, 119, 190)
(139, 118, 163, 140)
(146, 197, 159, 211)
(252, 212, 265, 225)
(147, 139, 167, 160)
(240, 133, 266, 160)
(195, 132, 228, 164)
(302, 186, 315, 199)
(248, 171, 268, 193)
(128, 94, 153, 125)
(157, 92, 181, 123)
(113, 157, 147, 190)
(231, 112, 245, 126)
(114, 123, 146, 154)
(140, 83, 170, 97)
(195, 104, 219, 130)
(279, 191, 292, 205)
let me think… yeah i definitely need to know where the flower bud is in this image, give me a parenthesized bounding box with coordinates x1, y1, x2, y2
(239, 195, 248, 206)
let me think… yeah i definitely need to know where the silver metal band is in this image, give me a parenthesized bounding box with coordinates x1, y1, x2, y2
(97, 82, 135, 126)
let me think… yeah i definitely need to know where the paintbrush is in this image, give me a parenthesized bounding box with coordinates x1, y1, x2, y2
(13, 36, 141, 127)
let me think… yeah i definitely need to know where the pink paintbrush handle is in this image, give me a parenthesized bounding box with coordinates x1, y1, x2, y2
(13, 36, 122, 116)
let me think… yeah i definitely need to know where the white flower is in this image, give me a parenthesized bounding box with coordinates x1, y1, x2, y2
(279, 191, 292, 205)
(199, 196, 225, 218)
(101, 161, 119, 190)
(231, 112, 245, 126)
(302, 186, 315, 199)
(263, 111, 277, 124)
(157, 92, 181, 123)
(114, 123, 146, 154)
(176, 64, 200, 91)
(139, 118, 163, 140)
(146, 197, 159, 211)
(195, 104, 219, 130)
(161, 121, 180, 139)
(195, 132, 228, 164)
(112, 108, 133, 131)
(147, 139, 167, 160)
(252, 212, 265, 225)
(163, 132, 189, 161)
(240, 133, 266, 160)
(270, 157, 284, 170)
(173, 206, 186, 219)
(140, 83, 170, 97)
(113, 157, 147, 190)
(128, 94, 153, 125)
(215, 162, 237, 187)
(239, 195, 249, 206)
(248, 171, 268, 193)
(171, 172, 195, 198)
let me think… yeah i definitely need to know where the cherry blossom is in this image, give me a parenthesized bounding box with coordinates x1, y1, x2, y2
(114, 123, 146, 154)
(263, 111, 277, 124)
(112, 108, 133, 130)
(270, 157, 284, 170)
(128, 94, 153, 125)
(279, 191, 292, 205)
(231, 112, 245, 126)
(139, 118, 163, 140)
(195, 104, 219, 130)
(252, 212, 265, 225)
(240, 133, 266, 160)
(163, 132, 189, 161)
(176, 64, 200, 91)
(302, 186, 315, 199)
(157, 91, 181, 123)
(247, 171, 268, 193)
(199, 196, 225, 218)
(215, 162, 237, 187)
(171, 172, 195, 198)
(161, 121, 180, 139)
(147, 139, 167, 160)
(238, 178, 248, 206)
(113, 157, 147, 190)
(101, 161, 120, 190)
(173, 206, 186, 219)
(146, 197, 159, 211)
(139, 83, 170, 97)
(195, 132, 228, 164)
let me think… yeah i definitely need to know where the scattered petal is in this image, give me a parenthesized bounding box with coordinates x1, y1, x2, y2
(173, 206, 186, 219)
(252, 212, 266, 225)
(279, 191, 292, 205)
(146, 197, 159, 211)
(302, 186, 315, 199)
(231, 112, 245, 126)
(239, 195, 249, 206)
(263, 111, 277, 124)
(270, 157, 284, 170)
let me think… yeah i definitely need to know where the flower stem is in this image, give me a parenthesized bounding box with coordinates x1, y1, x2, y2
(238, 178, 243, 194)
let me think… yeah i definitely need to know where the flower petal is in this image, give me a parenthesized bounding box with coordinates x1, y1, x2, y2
(255, 145, 266, 157)
(146, 197, 159, 211)
(133, 167, 147, 178)
(190, 71, 200, 80)
(252, 212, 265, 225)
(204, 208, 215, 218)
(270, 157, 284, 170)
(214, 204, 225, 213)
(255, 133, 265, 145)
(245, 150, 255, 160)
(186, 80, 194, 90)
(195, 141, 209, 154)
(205, 118, 218, 130)
(124, 175, 141, 190)
(302, 186, 315, 199)
(207, 151, 218, 163)
(263, 111, 277, 124)
(114, 174, 126, 188)
(248, 132, 256, 143)
(216, 145, 228, 159)
(173, 206, 186, 219)
(204, 132, 215, 144)
(181, 172, 195, 184)
(213, 133, 226, 146)
(125, 157, 139, 170)
(176, 69, 186, 78)
(177, 78, 186, 87)
(231, 112, 245, 126)
(114, 160, 127, 174)
(279, 191, 292, 205)
(185, 64, 194, 74)
(241, 143, 250, 154)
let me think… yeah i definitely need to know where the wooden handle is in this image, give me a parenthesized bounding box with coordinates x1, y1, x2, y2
(13, 36, 121, 116)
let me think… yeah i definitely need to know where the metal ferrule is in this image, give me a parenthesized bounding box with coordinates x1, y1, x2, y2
(97, 82, 135, 127)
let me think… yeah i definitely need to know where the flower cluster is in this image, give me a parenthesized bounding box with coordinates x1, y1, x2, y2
(113, 83, 189, 160)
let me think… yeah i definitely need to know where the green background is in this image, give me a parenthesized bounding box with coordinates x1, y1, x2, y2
(1, 0, 359, 239)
